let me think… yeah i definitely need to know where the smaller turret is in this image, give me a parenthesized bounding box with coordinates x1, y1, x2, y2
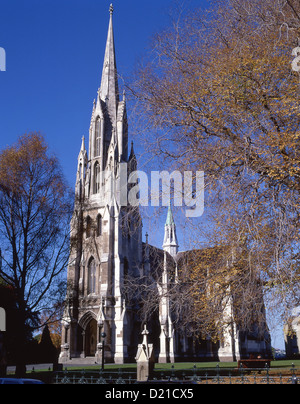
(163, 205, 179, 258)
(75, 136, 87, 199)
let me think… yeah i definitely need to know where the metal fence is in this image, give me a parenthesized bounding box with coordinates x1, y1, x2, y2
(54, 368, 136, 385)
(53, 363, 299, 385)
(154, 363, 300, 385)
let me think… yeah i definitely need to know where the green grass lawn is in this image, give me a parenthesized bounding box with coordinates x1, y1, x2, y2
(11, 359, 298, 376)
(155, 360, 300, 370)
(271, 359, 300, 368)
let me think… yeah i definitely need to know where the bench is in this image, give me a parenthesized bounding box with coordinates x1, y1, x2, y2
(238, 359, 271, 369)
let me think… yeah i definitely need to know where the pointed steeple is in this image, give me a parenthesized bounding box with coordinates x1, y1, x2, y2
(77, 136, 87, 172)
(163, 205, 179, 258)
(129, 141, 135, 160)
(165, 205, 175, 226)
(99, 3, 119, 120)
(86, 4, 128, 198)
(128, 141, 137, 175)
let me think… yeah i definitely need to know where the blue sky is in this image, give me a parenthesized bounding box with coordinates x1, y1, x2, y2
(0, 0, 207, 184)
(0, 0, 209, 240)
(0, 0, 210, 249)
(0, 0, 286, 349)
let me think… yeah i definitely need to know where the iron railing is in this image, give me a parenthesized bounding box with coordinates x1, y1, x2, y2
(153, 363, 299, 385)
(53, 363, 299, 385)
(54, 368, 136, 385)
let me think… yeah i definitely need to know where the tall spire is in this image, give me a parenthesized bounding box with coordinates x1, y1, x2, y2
(165, 204, 175, 226)
(163, 205, 179, 258)
(99, 3, 119, 119)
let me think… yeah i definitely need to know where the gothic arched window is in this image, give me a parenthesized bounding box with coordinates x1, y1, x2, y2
(95, 117, 101, 157)
(88, 258, 96, 295)
(96, 214, 102, 237)
(94, 162, 100, 194)
(86, 216, 92, 238)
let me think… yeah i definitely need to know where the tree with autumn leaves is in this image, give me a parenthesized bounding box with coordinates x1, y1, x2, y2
(130, 0, 300, 335)
(0, 133, 73, 375)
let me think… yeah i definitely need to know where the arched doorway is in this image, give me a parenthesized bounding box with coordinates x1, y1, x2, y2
(85, 318, 97, 357)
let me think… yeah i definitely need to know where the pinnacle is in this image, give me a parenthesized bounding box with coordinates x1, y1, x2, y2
(165, 205, 175, 226)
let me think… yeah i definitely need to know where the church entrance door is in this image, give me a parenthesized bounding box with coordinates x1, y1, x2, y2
(85, 318, 97, 357)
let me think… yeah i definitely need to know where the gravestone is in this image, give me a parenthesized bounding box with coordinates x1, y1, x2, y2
(135, 325, 155, 382)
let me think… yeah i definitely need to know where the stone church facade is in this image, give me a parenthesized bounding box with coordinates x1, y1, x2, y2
(59, 5, 272, 365)
(284, 308, 300, 358)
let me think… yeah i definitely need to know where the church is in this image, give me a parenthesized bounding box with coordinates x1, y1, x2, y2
(59, 5, 272, 365)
